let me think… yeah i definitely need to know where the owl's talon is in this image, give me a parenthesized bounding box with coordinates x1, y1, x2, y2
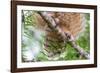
(64, 32, 74, 41)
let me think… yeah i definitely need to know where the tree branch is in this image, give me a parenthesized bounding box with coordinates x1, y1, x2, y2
(71, 41, 90, 59)
(38, 11, 90, 59)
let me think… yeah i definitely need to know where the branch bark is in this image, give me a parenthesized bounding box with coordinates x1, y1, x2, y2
(71, 41, 90, 59)
(38, 11, 90, 59)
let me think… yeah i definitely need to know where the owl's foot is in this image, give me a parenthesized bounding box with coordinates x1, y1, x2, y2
(64, 32, 75, 42)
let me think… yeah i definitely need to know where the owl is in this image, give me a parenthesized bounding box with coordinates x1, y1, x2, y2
(33, 11, 86, 60)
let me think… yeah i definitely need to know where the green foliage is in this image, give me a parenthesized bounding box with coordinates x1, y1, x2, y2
(36, 52, 48, 61)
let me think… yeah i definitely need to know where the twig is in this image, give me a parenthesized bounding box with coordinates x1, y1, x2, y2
(38, 11, 90, 59)
(71, 41, 90, 59)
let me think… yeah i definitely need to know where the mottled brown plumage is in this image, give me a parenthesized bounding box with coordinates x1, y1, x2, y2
(34, 12, 85, 60)
(53, 12, 83, 38)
